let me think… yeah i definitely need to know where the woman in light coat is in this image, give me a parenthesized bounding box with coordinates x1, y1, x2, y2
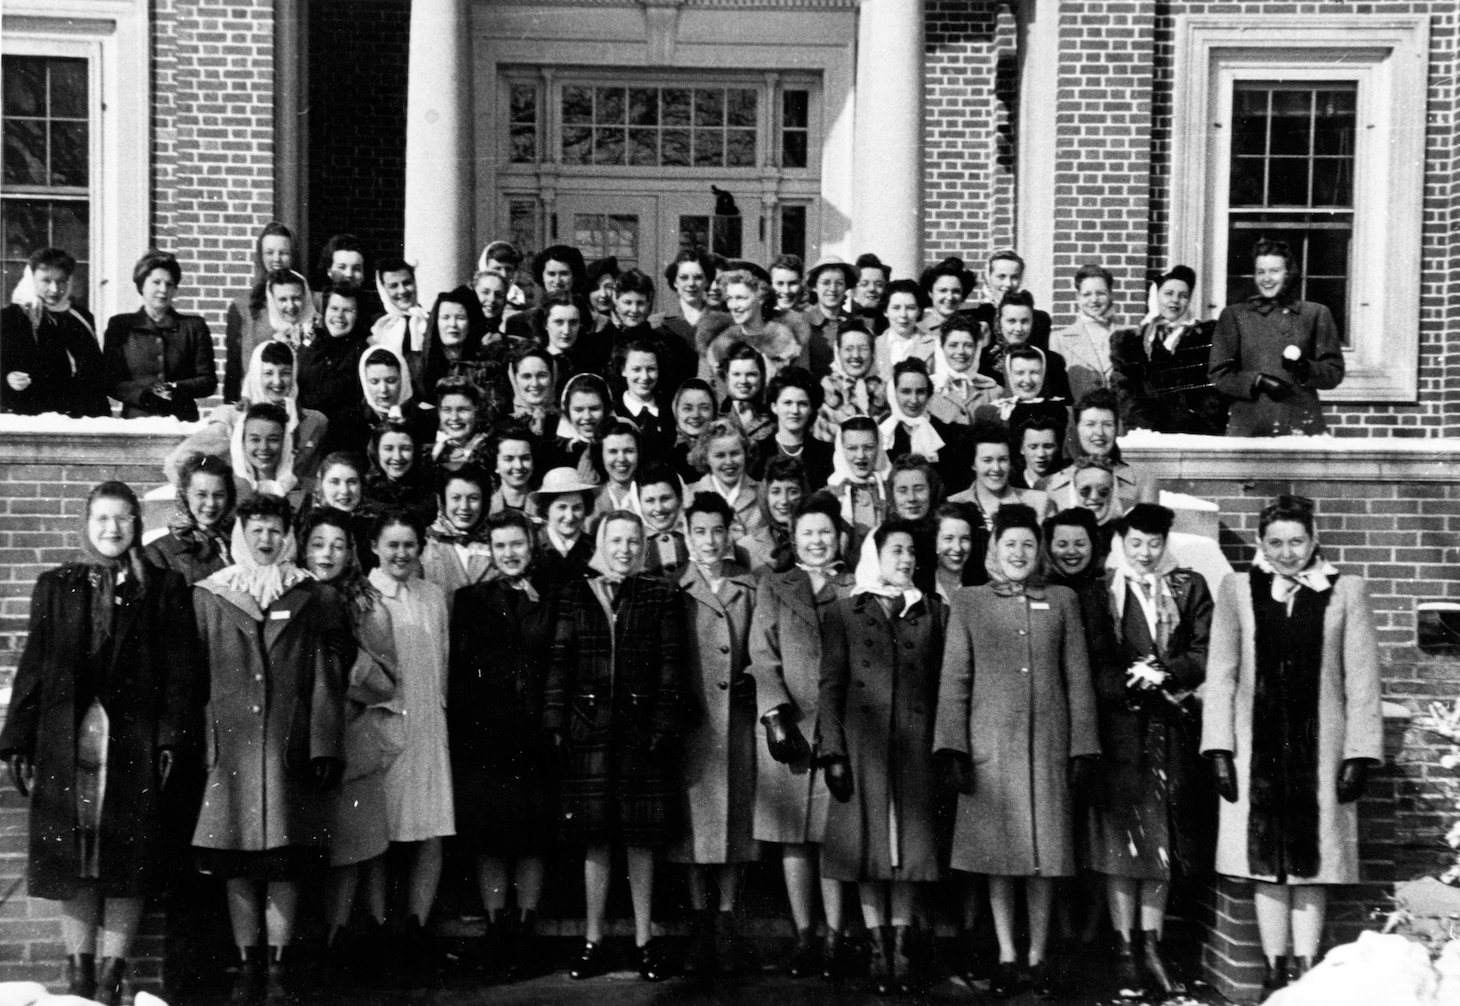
(747, 492, 856, 978)
(934, 504, 1099, 998)
(669, 493, 761, 974)
(1201, 495, 1383, 998)
(418, 463, 494, 596)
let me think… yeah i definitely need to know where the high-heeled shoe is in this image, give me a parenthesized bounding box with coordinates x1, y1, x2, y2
(232, 947, 266, 1003)
(568, 940, 607, 980)
(787, 928, 820, 979)
(683, 910, 714, 975)
(639, 937, 670, 982)
(820, 930, 844, 981)
(989, 960, 1021, 998)
(866, 926, 894, 997)
(1114, 931, 1144, 994)
(1030, 959, 1059, 999)
(892, 925, 916, 995)
(1142, 929, 1175, 994)
(1291, 954, 1316, 983)
(1262, 956, 1289, 1001)
(94, 957, 126, 1006)
(66, 953, 97, 1000)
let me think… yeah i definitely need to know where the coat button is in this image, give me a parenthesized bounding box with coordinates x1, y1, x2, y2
(1020, 667, 1029, 674)
(719, 644, 730, 654)
(862, 660, 871, 667)
(1018, 629, 1027, 636)
(715, 610, 724, 618)
(251, 704, 262, 714)
(718, 681, 729, 690)
(254, 674, 263, 682)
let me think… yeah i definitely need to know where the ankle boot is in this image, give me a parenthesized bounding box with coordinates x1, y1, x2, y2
(1291, 955, 1316, 982)
(264, 946, 292, 1002)
(232, 947, 266, 1003)
(866, 926, 894, 997)
(1262, 956, 1289, 1000)
(714, 910, 740, 974)
(820, 929, 843, 981)
(891, 925, 916, 994)
(66, 953, 97, 999)
(682, 909, 714, 974)
(94, 957, 125, 1006)
(1141, 929, 1175, 994)
(1114, 931, 1143, 993)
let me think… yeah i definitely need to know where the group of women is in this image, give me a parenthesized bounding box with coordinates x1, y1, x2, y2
(0, 228, 1374, 1005)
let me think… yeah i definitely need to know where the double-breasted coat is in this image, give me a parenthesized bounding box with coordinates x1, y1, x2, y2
(817, 591, 947, 882)
(0, 563, 194, 899)
(1201, 572, 1383, 885)
(746, 567, 855, 844)
(668, 563, 760, 865)
(543, 574, 685, 847)
(102, 308, 217, 420)
(191, 579, 344, 853)
(934, 584, 1100, 877)
(1208, 297, 1344, 437)
(448, 576, 558, 854)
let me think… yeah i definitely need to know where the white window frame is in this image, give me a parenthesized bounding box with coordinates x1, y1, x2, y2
(3, 3, 149, 328)
(1171, 14, 1429, 403)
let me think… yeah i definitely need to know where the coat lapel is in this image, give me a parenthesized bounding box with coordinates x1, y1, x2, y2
(772, 570, 818, 628)
(263, 585, 310, 652)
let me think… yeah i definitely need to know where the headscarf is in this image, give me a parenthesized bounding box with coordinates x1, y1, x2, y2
(880, 383, 946, 460)
(1141, 268, 1201, 357)
(851, 530, 924, 615)
(369, 267, 430, 356)
(77, 485, 149, 620)
(828, 353, 879, 414)
(240, 340, 303, 430)
(10, 265, 92, 338)
(265, 270, 317, 348)
(555, 373, 610, 446)
(302, 508, 379, 618)
(357, 343, 415, 419)
(230, 405, 298, 497)
(827, 423, 891, 525)
(932, 339, 998, 397)
(671, 379, 717, 447)
(418, 286, 490, 402)
(168, 470, 235, 562)
(206, 519, 313, 610)
(511, 353, 558, 433)
(982, 525, 1050, 597)
(588, 511, 647, 584)
(1252, 547, 1339, 609)
(1107, 533, 1181, 652)
(426, 508, 489, 547)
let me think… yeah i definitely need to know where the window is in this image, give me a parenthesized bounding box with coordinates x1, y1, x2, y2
(1, 54, 91, 305)
(1171, 15, 1429, 402)
(505, 198, 540, 264)
(572, 213, 641, 271)
(1226, 84, 1356, 344)
(508, 83, 538, 164)
(780, 89, 809, 169)
(778, 204, 807, 260)
(677, 213, 742, 259)
(560, 85, 758, 169)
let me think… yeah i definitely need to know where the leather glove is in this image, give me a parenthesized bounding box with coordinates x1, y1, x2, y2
(937, 750, 974, 795)
(546, 729, 572, 770)
(1211, 750, 1239, 804)
(1254, 373, 1294, 401)
(311, 757, 344, 793)
(156, 747, 176, 789)
(823, 756, 854, 803)
(138, 389, 178, 416)
(646, 732, 677, 763)
(1068, 755, 1098, 795)
(6, 753, 33, 798)
(763, 710, 810, 765)
(1337, 758, 1370, 804)
(1281, 351, 1313, 382)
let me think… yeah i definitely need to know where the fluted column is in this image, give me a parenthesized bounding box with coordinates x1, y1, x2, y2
(852, 0, 924, 278)
(404, 0, 474, 297)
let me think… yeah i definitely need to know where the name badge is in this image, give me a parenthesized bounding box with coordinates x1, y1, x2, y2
(1030, 601, 1050, 611)
(269, 609, 291, 620)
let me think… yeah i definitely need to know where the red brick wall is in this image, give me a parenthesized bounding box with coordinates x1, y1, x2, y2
(151, 0, 281, 392)
(306, 0, 411, 276)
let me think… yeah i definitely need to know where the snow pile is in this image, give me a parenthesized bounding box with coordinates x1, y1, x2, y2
(0, 413, 202, 436)
(0, 984, 168, 1006)
(1121, 429, 1460, 453)
(1267, 932, 1439, 1006)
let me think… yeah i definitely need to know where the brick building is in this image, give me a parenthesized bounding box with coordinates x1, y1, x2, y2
(2, 1, 1459, 1000)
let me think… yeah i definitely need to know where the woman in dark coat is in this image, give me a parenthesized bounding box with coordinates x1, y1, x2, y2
(191, 492, 344, 999)
(1092, 504, 1213, 995)
(1, 246, 109, 416)
(449, 510, 558, 976)
(0, 481, 193, 1004)
(103, 249, 217, 420)
(1209, 240, 1345, 437)
(543, 510, 685, 983)
(818, 520, 947, 996)
(934, 504, 1100, 998)
(145, 452, 237, 585)
(319, 344, 437, 461)
(297, 283, 370, 418)
(1111, 265, 1227, 435)
(747, 492, 857, 978)
(361, 418, 438, 531)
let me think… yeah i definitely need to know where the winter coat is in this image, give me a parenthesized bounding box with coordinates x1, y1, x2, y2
(0, 303, 109, 416)
(1201, 572, 1383, 884)
(296, 329, 370, 418)
(418, 536, 493, 598)
(223, 296, 272, 403)
(145, 530, 232, 585)
(687, 475, 766, 540)
(102, 308, 217, 420)
(1052, 317, 1128, 405)
(746, 566, 855, 844)
(668, 563, 761, 865)
(191, 580, 344, 852)
(934, 584, 1100, 876)
(449, 577, 558, 852)
(163, 403, 330, 492)
(1112, 320, 1227, 435)
(0, 564, 194, 899)
(818, 591, 947, 882)
(543, 574, 685, 846)
(1209, 297, 1344, 436)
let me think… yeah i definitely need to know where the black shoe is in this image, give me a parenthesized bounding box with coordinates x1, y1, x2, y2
(990, 960, 1020, 999)
(94, 957, 126, 1006)
(505, 909, 539, 980)
(232, 948, 266, 1003)
(1115, 932, 1144, 994)
(400, 916, 438, 990)
(1141, 929, 1175, 994)
(892, 925, 916, 995)
(1262, 956, 1289, 1001)
(866, 926, 894, 997)
(639, 937, 670, 982)
(264, 948, 290, 1002)
(568, 940, 607, 980)
(1290, 955, 1316, 983)
(480, 910, 507, 976)
(66, 953, 97, 1000)
(714, 910, 740, 975)
(820, 931, 843, 981)
(788, 929, 820, 979)
(1030, 959, 1058, 999)
(683, 910, 714, 975)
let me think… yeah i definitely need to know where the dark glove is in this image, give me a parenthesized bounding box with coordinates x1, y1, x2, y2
(731, 674, 756, 703)
(156, 746, 176, 789)
(823, 756, 854, 803)
(1337, 758, 1370, 804)
(1211, 750, 1239, 804)
(937, 750, 974, 795)
(545, 729, 572, 770)
(763, 710, 810, 765)
(311, 757, 344, 793)
(1068, 755, 1098, 795)
(1254, 373, 1293, 401)
(1281, 352, 1313, 382)
(6, 753, 32, 798)
(646, 732, 677, 763)
(138, 389, 178, 416)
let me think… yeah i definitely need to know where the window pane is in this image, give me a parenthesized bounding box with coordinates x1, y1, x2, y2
(507, 199, 539, 263)
(51, 200, 88, 253)
(662, 129, 691, 167)
(726, 129, 756, 167)
(2, 58, 44, 117)
(782, 90, 809, 129)
(1268, 90, 1312, 157)
(509, 83, 536, 123)
(663, 89, 691, 126)
(678, 216, 710, 255)
(3, 120, 47, 186)
(593, 128, 625, 166)
(2, 199, 47, 259)
(562, 86, 592, 124)
(628, 129, 658, 166)
(596, 87, 625, 124)
(628, 88, 658, 126)
(783, 131, 808, 169)
(694, 89, 724, 128)
(562, 127, 591, 165)
(1266, 159, 1310, 206)
(1228, 157, 1265, 207)
(48, 60, 87, 119)
(510, 125, 536, 163)
(693, 130, 724, 167)
(713, 215, 742, 259)
(1311, 158, 1352, 207)
(779, 204, 806, 259)
(726, 89, 757, 128)
(50, 122, 88, 186)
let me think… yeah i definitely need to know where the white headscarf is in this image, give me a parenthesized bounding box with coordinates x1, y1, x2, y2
(369, 267, 430, 356)
(588, 511, 647, 583)
(9, 265, 92, 338)
(1252, 548, 1339, 608)
(240, 340, 301, 427)
(851, 528, 924, 615)
(879, 371, 946, 460)
(358, 343, 415, 419)
(230, 401, 298, 497)
(827, 423, 891, 525)
(265, 270, 317, 348)
(206, 519, 313, 611)
(1141, 274, 1201, 356)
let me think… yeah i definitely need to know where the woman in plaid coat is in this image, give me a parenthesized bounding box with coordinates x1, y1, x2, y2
(544, 510, 685, 983)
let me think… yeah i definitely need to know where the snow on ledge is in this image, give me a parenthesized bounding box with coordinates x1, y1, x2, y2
(1118, 429, 1460, 482)
(0, 412, 203, 436)
(1120, 428, 1460, 453)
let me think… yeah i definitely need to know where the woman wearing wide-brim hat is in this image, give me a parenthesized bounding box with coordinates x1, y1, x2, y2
(801, 256, 859, 378)
(530, 466, 600, 586)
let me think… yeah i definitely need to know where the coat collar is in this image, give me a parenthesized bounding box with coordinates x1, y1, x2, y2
(677, 561, 755, 607)
(770, 566, 852, 623)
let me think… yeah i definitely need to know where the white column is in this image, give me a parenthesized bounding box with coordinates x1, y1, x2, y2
(404, 0, 474, 299)
(1016, 0, 1058, 308)
(852, 0, 924, 278)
